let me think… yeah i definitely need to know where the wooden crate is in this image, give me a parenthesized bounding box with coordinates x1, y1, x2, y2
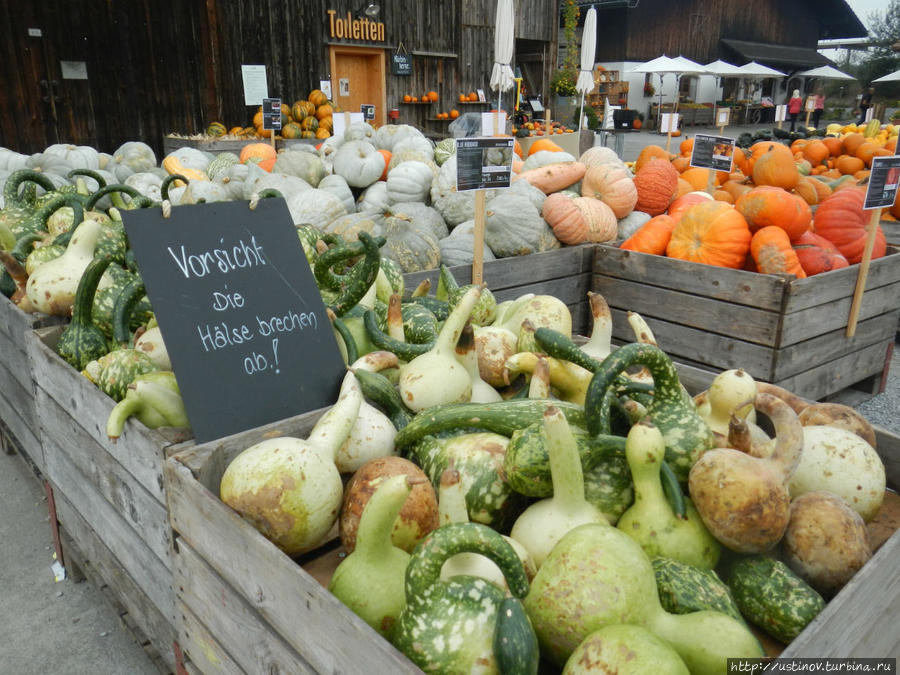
(165, 401, 900, 671)
(25, 325, 194, 673)
(164, 409, 421, 674)
(593, 245, 900, 402)
(404, 246, 596, 336)
(162, 136, 318, 156)
(0, 297, 65, 472)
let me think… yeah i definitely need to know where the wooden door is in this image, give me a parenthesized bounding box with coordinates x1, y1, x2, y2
(330, 47, 386, 127)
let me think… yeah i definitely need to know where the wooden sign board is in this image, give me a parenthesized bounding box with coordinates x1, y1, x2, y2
(689, 134, 735, 173)
(123, 199, 345, 443)
(455, 137, 514, 191)
(715, 107, 730, 127)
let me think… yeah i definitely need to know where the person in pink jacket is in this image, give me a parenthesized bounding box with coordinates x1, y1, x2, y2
(787, 89, 803, 131)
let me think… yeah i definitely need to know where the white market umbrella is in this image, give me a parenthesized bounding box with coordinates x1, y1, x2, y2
(737, 61, 786, 78)
(489, 0, 515, 112)
(629, 55, 683, 126)
(873, 69, 900, 83)
(705, 59, 744, 99)
(795, 65, 855, 81)
(575, 6, 598, 130)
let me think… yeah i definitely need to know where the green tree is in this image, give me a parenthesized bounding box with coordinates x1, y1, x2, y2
(855, 0, 900, 99)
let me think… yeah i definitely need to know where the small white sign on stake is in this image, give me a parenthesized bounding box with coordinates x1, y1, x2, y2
(660, 113, 680, 134)
(805, 97, 817, 113)
(774, 105, 787, 122)
(481, 111, 507, 136)
(241, 65, 268, 106)
(320, 80, 332, 99)
(864, 107, 874, 123)
(331, 112, 365, 138)
(715, 108, 730, 127)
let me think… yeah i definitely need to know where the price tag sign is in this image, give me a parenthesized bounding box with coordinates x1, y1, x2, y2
(689, 134, 736, 173)
(331, 112, 365, 137)
(361, 104, 376, 120)
(455, 137, 514, 191)
(864, 155, 900, 210)
(262, 97, 282, 130)
(123, 200, 345, 443)
(241, 65, 268, 106)
(715, 107, 730, 126)
(660, 113, 680, 133)
(774, 105, 787, 122)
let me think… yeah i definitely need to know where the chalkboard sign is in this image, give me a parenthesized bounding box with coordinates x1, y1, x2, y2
(123, 199, 345, 443)
(391, 52, 412, 75)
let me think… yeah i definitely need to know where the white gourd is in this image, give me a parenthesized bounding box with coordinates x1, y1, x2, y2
(357, 181, 392, 212)
(285, 188, 346, 229)
(333, 140, 386, 188)
(318, 174, 357, 214)
(386, 160, 434, 204)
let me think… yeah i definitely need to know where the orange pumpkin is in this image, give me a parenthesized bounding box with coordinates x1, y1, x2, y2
(835, 155, 865, 175)
(752, 146, 800, 190)
(633, 118, 643, 130)
(666, 201, 751, 268)
(750, 226, 807, 277)
(633, 158, 679, 216)
(542, 193, 590, 245)
(315, 128, 331, 139)
(427, 91, 439, 102)
(802, 140, 829, 166)
(721, 179, 753, 202)
(308, 89, 329, 107)
(316, 104, 334, 120)
(734, 186, 811, 241)
(291, 101, 309, 122)
(621, 215, 676, 255)
(239, 142, 277, 172)
(814, 189, 888, 264)
(378, 150, 392, 181)
(732, 147, 749, 175)
(671, 156, 691, 173)
(792, 231, 849, 276)
(821, 136, 842, 157)
(745, 141, 793, 176)
(667, 191, 713, 222)
(841, 133, 865, 156)
(526, 138, 564, 156)
(673, 177, 694, 199)
(634, 144, 672, 173)
(679, 138, 694, 157)
(713, 189, 734, 204)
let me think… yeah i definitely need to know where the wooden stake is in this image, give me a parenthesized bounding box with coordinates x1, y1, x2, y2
(705, 168, 716, 196)
(846, 209, 882, 337)
(270, 130, 276, 151)
(472, 190, 486, 285)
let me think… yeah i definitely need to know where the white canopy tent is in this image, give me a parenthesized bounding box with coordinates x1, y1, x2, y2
(795, 65, 855, 81)
(630, 55, 708, 126)
(873, 69, 900, 83)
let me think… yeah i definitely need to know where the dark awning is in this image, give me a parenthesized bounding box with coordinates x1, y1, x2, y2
(721, 39, 832, 71)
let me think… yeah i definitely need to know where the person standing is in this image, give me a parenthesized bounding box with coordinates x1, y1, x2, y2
(857, 87, 874, 124)
(812, 92, 825, 129)
(788, 89, 803, 131)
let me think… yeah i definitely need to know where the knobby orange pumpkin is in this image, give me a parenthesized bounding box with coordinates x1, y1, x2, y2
(620, 214, 676, 255)
(734, 186, 811, 241)
(792, 231, 849, 276)
(750, 226, 806, 278)
(752, 145, 799, 190)
(813, 188, 887, 264)
(633, 158, 679, 216)
(666, 201, 751, 268)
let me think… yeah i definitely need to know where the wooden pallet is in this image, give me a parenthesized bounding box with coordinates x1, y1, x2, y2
(593, 245, 900, 402)
(0, 297, 65, 473)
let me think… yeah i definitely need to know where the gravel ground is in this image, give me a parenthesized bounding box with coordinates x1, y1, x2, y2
(854, 342, 900, 436)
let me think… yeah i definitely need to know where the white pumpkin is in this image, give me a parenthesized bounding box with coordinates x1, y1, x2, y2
(485, 192, 560, 257)
(521, 150, 576, 172)
(215, 163, 250, 200)
(318, 134, 345, 173)
(357, 181, 392, 213)
(386, 161, 433, 204)
(44, 143, 100, 170)
(332, 140, 386, 188)
(124, 172, 164, 202)
(439, 220, 496, 267)
(430, 156, 486, 227)
(579, 146, 627, 171)
(508, 178, 547, 213)
(0, 148, 30, 171)
(111, 141, 157, 181)
(324, 211, 385, 241)
(24, 154, 72, 189)
(391, 135, 434, 162)
(318, 174, 357, 213)
(242, 168, 311, 202)
(273, 150, 325, 187)
(384, 202, 449, 240)
(285, 188, 347, 229)
(181, 180, 231, 205)
(344, 121, 376, 142)
(374, 124, 422, 151)
(165, 146, 212, 172)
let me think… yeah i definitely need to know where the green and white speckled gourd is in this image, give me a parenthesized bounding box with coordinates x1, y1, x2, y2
(219, 369, 362, 556)
(105, 370, 189, 441)
(509, 405, 608, 569)
(585, 343, 714, 482)
(328, 474, 412, 639)
(455, 323, 501, 404)
(616, 421, 721, 569)
(394, 522, 536, 674)
(524, 522, 764, 672)
(437, 467, 535, 589)
(82, 348, 159, 402)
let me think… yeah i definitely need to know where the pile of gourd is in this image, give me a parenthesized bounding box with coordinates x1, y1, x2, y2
(218, 236, 888, 674)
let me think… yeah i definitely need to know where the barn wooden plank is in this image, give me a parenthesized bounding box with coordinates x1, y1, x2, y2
(175, 540, 316, 675)
(164, 456, 420, 673)
(46, 441, 174, 621)
(594, 275, 780, 345)
(772, 312, 899, 381)
(36, 386, 173, 567)
(52, 488, 177, 672)
(593, 246, 787, 310)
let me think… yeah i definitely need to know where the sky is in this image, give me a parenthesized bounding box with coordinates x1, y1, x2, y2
(844, 0, 886, 30)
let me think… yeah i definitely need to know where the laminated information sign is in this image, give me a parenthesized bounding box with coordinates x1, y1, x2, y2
(689, 134, 736, 173)
(864, 155, 900, 210)
(455, 137, 514, 191)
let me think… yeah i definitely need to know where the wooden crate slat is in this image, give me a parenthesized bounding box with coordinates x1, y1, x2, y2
(0, 311, 37, 393)
(0, 361, 43, 469)
(593, 246, 788, 310)
(772, 313, 899, 381)
(164, 458, 420, 673)
(780, 288, 900, 346)
(608, 309, 775, 379)
(782, 531, 900, 657)
(52, 487, 177, 672)
(594, 276, 780, 345)
(36, 386, 173, 566)
(774, 340, 893, 403)
(175, 539, 316, 674)
(27, 327, 176, 501)
(46, 438, 174, 620)
(783, 248, 900, 314)
(493, 273, 590, 308)
(177, 602, 248, 675)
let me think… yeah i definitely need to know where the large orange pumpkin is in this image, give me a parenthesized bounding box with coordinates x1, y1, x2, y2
(734, 186, 811, 241)
(667, 191, 714, 222)
(842, 133, 865, 156)
(621, 214, 676, 255)
(801, 140, 828, 166)
(821, 136, 842, 157)
(542, 193, 590, 245)
(666, 201, 751, 268)
(634, 144, 672, 173)
(813, 188, 888, 264)
(633, 158, 679, 216)
(316, 104, 334, 120)
(745, 141, 792, 175)
(752, 146, 800, 190)
(750, 226, 806, 277)
(792, 231, 849, 276)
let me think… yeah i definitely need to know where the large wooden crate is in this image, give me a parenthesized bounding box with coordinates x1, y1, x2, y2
(165, 405, 900, 671)
(0, 297, 65, 472)
(593, 245, 900, 402)
(404, 246, 596, 336)
(25, 325, 193, 673)
(164, 409, 421, 674)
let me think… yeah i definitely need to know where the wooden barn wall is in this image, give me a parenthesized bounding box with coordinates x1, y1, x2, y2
(0, 0, 557, 157)
(594, 0, 821, 63)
